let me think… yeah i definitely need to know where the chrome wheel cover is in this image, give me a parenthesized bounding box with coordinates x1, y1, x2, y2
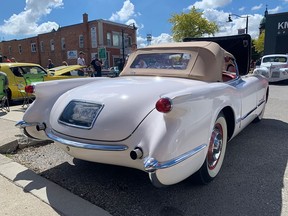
(207, 123, 223, 170)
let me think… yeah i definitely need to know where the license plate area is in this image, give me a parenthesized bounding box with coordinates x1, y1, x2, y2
(58, 100, 103, 129)
(271, 71, 280, 78)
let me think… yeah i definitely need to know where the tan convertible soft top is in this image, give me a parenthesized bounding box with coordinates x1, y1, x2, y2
(121, 41, 235, 82)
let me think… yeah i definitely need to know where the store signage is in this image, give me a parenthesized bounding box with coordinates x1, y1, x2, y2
(278, 21, 288, 30)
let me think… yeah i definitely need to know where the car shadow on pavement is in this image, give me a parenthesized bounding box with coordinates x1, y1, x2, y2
(269, 80, 288, 86)
(0, 111, 7, 117)
(13, 118, 287, 216)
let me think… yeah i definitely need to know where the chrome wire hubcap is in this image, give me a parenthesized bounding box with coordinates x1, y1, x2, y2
(208, 124, 223, 170)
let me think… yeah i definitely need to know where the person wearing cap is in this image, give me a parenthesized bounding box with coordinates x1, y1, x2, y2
(11, 57, 17, 62)
(77, 51, 86, 76)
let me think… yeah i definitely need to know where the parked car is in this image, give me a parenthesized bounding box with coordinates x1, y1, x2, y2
(101, 66, 120, 77)
(253, 54, 288, 82)
(17, 35, 269, 187)
(0, 63, 85, 101)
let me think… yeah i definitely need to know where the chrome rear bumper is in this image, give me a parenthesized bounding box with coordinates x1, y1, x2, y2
(46, 129, 128, 151)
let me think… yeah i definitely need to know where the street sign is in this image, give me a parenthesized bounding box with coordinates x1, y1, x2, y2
(98, 47, 106, 59)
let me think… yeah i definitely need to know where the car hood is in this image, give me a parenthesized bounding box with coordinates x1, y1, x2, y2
(48, 65, 85, 76)
(50, 76, 205, 141)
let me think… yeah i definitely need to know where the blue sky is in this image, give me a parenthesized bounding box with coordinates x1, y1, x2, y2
(0, 0, 288, 47)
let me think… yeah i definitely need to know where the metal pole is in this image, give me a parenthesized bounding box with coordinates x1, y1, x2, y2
(246, 15, 249, 34)
(122, 29, 125, 63)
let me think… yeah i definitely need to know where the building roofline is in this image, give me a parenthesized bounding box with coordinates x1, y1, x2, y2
(267, 11, 288, 17)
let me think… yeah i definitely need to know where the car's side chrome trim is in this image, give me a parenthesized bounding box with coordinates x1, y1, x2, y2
(46, 130, 128, 151)
(144, 143, 207, 172)
(236, 99, 266, 123)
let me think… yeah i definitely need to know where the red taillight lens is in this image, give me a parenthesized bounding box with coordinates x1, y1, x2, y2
(155, 98, 172, 113)
(25, 85, 34, 94)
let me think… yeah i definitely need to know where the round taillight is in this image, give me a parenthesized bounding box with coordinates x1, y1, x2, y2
(25, 85, 34, 94)
(155, 97, 172, 113)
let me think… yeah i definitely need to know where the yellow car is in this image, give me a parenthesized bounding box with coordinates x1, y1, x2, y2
(47, 65, 87, 77)
(0, 63, 86, 101)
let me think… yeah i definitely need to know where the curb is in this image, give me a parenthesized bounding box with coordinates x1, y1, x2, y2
(0, 154, 111, 216)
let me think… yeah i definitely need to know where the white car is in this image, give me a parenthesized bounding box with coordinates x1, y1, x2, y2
(253, 54, 288, 82)
(16, 35, 269, 187)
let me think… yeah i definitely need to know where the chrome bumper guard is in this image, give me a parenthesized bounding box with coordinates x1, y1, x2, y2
(15, 120, 40, 145)
(144, 144, 207, 173)
(46, 129, 128, 151)
(15, 120, 39, 129)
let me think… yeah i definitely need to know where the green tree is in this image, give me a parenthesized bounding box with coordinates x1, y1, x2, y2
(253, 31, 265, 55)
(169, 6, 219, 42)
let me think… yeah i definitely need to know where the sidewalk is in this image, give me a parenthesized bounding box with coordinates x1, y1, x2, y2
(0, 105, 111, 216)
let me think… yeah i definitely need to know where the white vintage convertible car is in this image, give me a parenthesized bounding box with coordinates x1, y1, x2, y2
(16, 35, 269, 187)
(253, 54, 288, 82)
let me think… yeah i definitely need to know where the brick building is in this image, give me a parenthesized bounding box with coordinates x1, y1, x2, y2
(0, 13, 137, 68)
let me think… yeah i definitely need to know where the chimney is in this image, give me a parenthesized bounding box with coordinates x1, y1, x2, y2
(83, 13, 88, 23)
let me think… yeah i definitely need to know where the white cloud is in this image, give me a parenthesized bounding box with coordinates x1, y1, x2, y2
(0, 0, 62, 37)
(109, 0, 136, 22)
(125, 19, 138, 29)
(201, 9, 263, 39)
(239, 7, 245, 11)
(251, 4, 263, 11)
(141, 6, 264, 48)
(137, 33, 173, 48)
(269, 6, 282, 14)
(151, 33, 173, 45)
(187, 0, 232, 10)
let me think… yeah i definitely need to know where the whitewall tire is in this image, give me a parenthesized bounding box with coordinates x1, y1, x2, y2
(197, 112, 227, 184)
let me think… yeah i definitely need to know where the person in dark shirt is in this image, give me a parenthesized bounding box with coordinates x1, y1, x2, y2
(91, 58, 102, 77)
(47, 59, 55, 69)
(118, 59, 124, 72)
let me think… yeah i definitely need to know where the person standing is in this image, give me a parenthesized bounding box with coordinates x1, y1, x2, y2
(118, 59, 124, 72)
(11, 57, 17, 62)
(3, 56, 11, 63)
(47, 59, 55, 69)
(62, 61, 68, 66)
(131, 43, 137, 53)
(77, 51, 86, 76)
(90, 57, 102, 77)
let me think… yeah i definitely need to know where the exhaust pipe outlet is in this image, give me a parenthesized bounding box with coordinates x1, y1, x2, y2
(130, 147, 143, 160)
(36, 123, 46, 131)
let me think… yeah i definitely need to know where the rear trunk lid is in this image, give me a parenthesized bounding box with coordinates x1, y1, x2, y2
(49, 76, 205, 141)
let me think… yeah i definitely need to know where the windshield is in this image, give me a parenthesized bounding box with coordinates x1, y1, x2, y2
(262, 56, 287, 63)
(130, 53, 191, 70)
(11, 66, 47, 77)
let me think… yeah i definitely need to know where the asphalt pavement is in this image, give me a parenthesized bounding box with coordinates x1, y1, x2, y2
(0, 105, 111, 216)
